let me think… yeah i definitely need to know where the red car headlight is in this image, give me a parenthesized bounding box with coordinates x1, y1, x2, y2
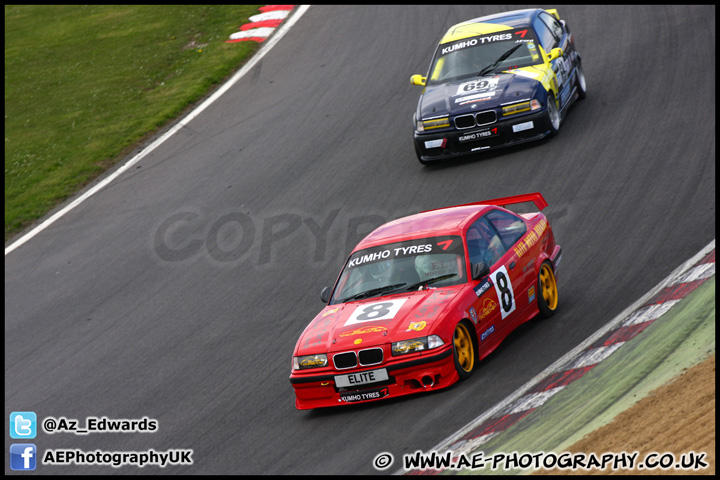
(391, 335, 444, 356)
(293, 354, 328, 370)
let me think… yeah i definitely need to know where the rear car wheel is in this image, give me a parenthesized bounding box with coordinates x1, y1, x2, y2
(537, 261, 558, 318)
(453, 320, 476, 380)
(545, 93, 560, 137)
(575, 63, 587, 100)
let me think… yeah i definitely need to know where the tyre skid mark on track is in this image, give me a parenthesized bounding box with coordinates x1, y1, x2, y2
(404, 242, 715, 475)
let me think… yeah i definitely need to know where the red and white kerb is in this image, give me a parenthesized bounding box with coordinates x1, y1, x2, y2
(227, 5, 296, 43)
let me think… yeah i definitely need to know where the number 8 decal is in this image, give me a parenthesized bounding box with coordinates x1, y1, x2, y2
(345, 298, 408, 326)
(356, 302, 394, 321)
(490, 265, 515, 319)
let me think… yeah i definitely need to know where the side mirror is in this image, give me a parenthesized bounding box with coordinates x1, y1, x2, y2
(547, 47, 563, 62)
(410, 74, 427, 86)
(472, 262, 490, 280)
(320, 286, 331, 304)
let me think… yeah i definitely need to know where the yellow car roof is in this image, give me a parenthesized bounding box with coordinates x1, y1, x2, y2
(439, 8, 559, 44)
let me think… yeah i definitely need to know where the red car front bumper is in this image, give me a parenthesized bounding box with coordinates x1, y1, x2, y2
(289, 345, 458, 409)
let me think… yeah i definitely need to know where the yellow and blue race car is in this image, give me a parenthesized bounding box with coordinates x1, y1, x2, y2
(411, 8, 586, 164)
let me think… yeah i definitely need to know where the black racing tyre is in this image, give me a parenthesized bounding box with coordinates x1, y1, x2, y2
(575, 62, 587, 100)
(453, 320, 476, 380)
(537, 260, 559, 318)
(545, 93, 560, 137)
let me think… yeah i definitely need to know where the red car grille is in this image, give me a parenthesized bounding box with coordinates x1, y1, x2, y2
(333, 348, 384, 369)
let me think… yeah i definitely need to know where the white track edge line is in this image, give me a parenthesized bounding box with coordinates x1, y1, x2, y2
(419, 238, 716, 457)
(5, 5, 311, 256)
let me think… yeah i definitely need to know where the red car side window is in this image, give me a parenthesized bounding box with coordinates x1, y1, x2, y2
(485, 210, 527, 247)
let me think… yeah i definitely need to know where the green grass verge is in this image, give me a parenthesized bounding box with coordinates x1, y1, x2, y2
(5, 5, 264, 240)
(451, 276, 715, 475)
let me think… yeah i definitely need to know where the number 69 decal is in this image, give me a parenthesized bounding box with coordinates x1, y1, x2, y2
(490, 265, 515, 319)
(345, 298, 408, 326)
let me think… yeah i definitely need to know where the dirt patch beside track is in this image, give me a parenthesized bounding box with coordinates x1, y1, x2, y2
(537, 354, 715, 475)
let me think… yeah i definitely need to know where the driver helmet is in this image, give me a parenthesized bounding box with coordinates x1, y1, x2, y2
(414, 255, 434, 280)
(368, 260, 392, 279)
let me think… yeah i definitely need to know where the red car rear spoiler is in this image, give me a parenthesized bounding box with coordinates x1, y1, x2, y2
(423, 192, 548, 213)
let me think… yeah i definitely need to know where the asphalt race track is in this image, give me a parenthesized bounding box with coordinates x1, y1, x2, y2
(4, 5, 715, 475)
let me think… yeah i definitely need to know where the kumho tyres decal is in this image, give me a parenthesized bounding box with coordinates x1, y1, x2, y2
(400, 241, 715, 475)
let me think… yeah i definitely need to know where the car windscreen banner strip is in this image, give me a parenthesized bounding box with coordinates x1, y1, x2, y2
(346, 236, 464, 270)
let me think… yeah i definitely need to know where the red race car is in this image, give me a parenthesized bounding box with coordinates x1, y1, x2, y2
(289, 193, 561, 409)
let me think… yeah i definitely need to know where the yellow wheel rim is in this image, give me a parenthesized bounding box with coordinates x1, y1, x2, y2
(540, 264, 558, 310)
(454, 323, 474, 373)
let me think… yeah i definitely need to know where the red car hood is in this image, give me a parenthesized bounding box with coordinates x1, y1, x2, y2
(295, 286, 463, 355)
